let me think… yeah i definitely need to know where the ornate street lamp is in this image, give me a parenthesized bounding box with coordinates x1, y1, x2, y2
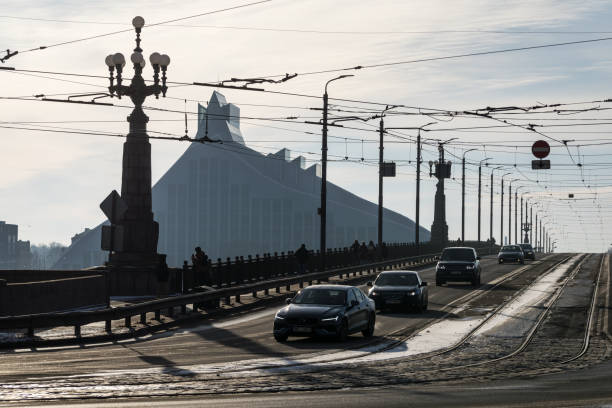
(101, 16, 170, 270)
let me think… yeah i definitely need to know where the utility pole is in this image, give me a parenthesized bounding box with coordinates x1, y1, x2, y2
(319, 74, 353, 271)
(415, 130, 421, 251)
(514, 191, 518, 244)
(530, 205, 533, 244)
(490, 166, 502, 248)
(535, 212, 538, 251)
(377, 105, 396, 257)
(508, 179, 519, 245)
(462, 149, 476, 241)
(508, 183, 512, 244)
(520, 196, 523, 242)
(501, 173, 511, 245)
(478, 158, 490, 242)
(378, 113, 384, 254)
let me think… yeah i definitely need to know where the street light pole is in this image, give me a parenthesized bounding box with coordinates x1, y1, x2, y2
(530, 205, 533, 244)
(500, 172, 512, 246)
(462, 148, 477, 242)
(490, 166, 503, 247)
(378, 105, 395, 258)
(508, 179, 519, 245)
(477, 158, 491, 242)
(103, 16, 170, 268)
(416, 130, 421, 251)
(320, 74, 353, 271)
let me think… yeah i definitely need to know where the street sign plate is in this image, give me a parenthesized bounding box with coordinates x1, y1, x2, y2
(100, 190, 127, 223)
(532, 140, 550, 159)
(531, 159, 551, 170)
(382, 162, 396, 177)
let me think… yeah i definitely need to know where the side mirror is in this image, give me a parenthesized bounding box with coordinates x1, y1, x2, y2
(421, 281, 428, 287)
(285, 298, 292, 304)
(476, 256, 481, 260)
(350, 300, 359, 308)
(366, 281, 373, 287)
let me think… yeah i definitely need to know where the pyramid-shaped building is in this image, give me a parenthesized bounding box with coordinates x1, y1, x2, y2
(55, 92, 429, 269)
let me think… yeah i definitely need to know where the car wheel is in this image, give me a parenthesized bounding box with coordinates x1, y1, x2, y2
(274, 333, 288, 343)
(362, 314, 375, 337)
(420, 298, 428, 312)
(472, 276, 480, 287)
(337, 319, 349, 342)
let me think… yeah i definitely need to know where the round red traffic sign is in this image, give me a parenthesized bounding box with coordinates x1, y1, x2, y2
(532, 140, 550, 159)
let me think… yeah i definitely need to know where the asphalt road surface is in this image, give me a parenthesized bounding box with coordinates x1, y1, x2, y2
(0, 256, 545, 381)
(35, 358, 612, 408)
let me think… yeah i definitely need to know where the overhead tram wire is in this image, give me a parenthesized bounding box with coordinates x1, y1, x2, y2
(235, 36, 612, 81)
(0, 0, 274, 62)
(5, 15, 612, 36)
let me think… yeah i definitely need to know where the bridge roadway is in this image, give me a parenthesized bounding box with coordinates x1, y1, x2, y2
(0, 255, 547, 382)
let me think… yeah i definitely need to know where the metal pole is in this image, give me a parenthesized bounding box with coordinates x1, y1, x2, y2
(530, 206, 533, 244)
(462, 156, 465, 241)
(514, 192, 518, 244)
(490, 171, 494, 244)
(501, 178, 504, 245)
(378, 115, 384, 254)
(415, 131, 421, 251)
(535, 212, 538, 252)
(508, 184, 512, 245)
(478, 165, 481, 242)
(320, 91, 328, 270)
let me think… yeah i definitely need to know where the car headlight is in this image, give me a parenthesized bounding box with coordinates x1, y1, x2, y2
(407, 291, 416, 296)
(465, 265, 475, 269)
(370, 291, 378, 297)
(437, 265, 446, 270)
(275, 312, 287, 320)
(321, 315, 340, 322)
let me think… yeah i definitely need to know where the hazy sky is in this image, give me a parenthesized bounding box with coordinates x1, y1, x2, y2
(1, 0, 612, 253)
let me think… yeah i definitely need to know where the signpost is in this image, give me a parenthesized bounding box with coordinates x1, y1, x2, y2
(531, 140, 551, 170)
(100, 190, 128, 252)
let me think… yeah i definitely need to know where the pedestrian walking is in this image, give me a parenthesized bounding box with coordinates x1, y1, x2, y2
(367, 240, 376, 262)
(191, 246, 209, 285)
(295, 243, 309, 274)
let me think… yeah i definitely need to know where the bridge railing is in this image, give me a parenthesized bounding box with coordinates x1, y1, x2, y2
(0, 241, 498, 340)
(179, 240, 496, 292)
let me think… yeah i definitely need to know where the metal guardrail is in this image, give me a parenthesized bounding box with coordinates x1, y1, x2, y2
(0, 244, 497, 339)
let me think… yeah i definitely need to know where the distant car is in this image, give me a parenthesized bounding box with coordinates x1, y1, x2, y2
(273, 285, 376, 342)
(435, 247, 481, 287)
(498, 245, 525, 264)
(518, 243, 535, 260)
(366, 270, 428, 312)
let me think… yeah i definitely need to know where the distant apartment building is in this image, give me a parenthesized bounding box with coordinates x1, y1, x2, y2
(54, 91, 429, 269)
(0, 221, 31, 269)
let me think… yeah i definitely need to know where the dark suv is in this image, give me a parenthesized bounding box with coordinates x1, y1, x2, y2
(518, 243, 535, 260)
(435, 247, 481, 287)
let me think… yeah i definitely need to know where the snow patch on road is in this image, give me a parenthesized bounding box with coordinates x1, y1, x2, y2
(474, 255, 579, 338)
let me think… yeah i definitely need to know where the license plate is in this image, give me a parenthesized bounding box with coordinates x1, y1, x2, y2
(451, 271, 461, 275)
(387, 299, 401, 304)
(293, 327, 312, 333)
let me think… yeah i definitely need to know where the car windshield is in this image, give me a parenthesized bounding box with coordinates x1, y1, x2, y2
(440, 248, 475, 261)
(375, 273, 419, 286)
(501, 246, 521, 252)
(292, 288, 347, 305)
(520, 244, 533, 250)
